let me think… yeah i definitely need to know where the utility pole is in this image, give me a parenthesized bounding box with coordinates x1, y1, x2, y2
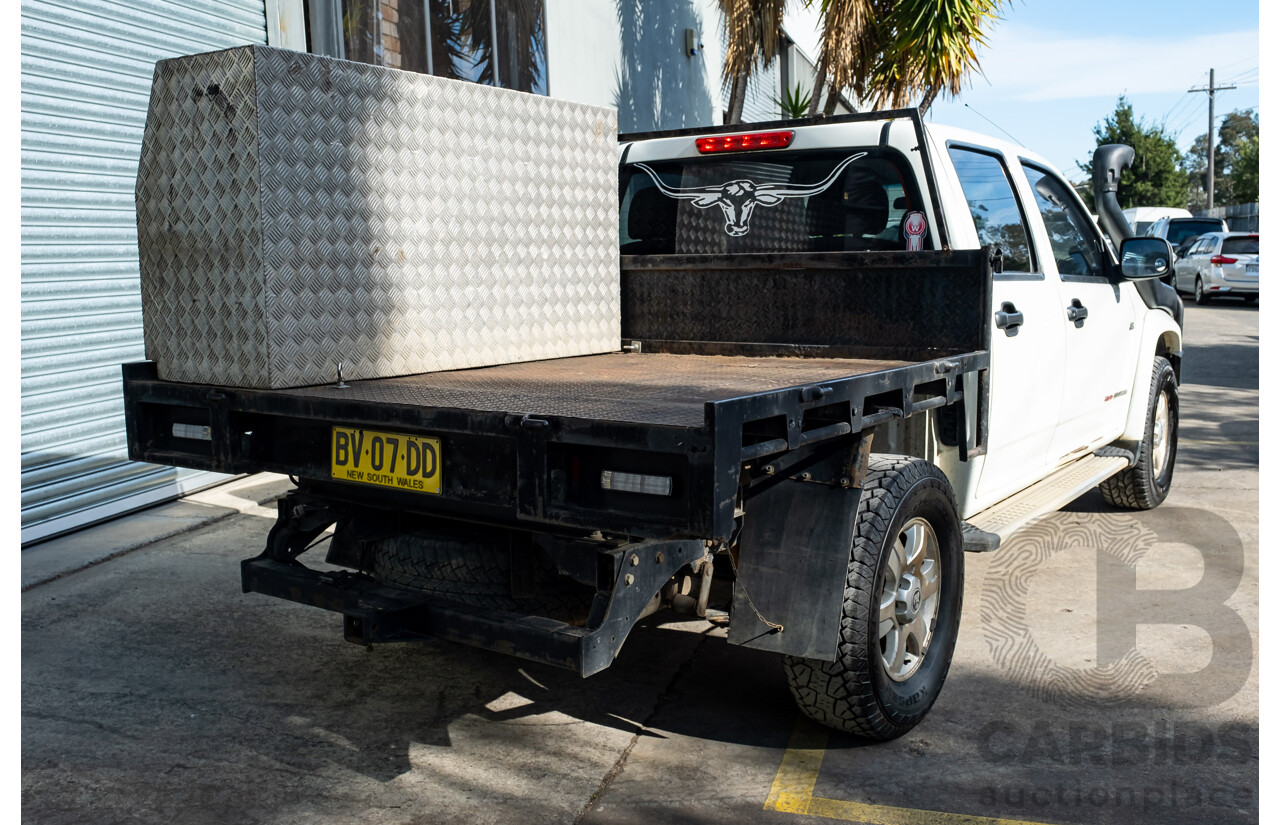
(1188, 68, 1237, 209)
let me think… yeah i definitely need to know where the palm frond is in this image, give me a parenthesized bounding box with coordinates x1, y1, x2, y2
(809, 0, 1007, 113)
(719, 0, 789, 84)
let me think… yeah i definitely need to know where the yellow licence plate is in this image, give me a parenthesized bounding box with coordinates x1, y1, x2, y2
(330, 427, 441, 495)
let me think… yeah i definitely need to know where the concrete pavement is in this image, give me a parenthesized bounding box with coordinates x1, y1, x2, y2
(22, 302, 1258, 825)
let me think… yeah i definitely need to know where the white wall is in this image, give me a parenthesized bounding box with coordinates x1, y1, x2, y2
(546, 0, 724, 132)
(783, 3, 822, 68)
(545, 0, 622, 109)
(544, 0, 831, 131)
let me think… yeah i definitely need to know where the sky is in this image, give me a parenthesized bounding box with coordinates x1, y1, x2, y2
(919, 1, 1270, 757)
(924, 0, 1261, 182)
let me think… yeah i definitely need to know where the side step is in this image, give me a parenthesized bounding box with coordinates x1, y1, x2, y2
(962, 453, 1130, 552)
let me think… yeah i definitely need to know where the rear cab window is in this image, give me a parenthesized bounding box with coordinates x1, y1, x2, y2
(1166, 219, 1227, 247)
(1222, 236, 1259, 255)
(619, 148, 928, 255)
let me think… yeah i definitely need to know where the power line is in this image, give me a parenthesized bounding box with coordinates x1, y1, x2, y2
(1172, 100, 1207, 137)
(1215, 54, 1257, 73)
(1160, 93, 1196, 129)
(1170, 98, 1209, 139)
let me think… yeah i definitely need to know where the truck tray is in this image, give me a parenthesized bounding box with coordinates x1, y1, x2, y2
(279, 352, 914, 428)
(127, 248, 993, 538)
(125, 346, 984, 542)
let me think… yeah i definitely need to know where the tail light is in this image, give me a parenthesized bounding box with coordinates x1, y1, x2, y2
(696, 130, 794, 153)
(1210, 255, 1238, 265)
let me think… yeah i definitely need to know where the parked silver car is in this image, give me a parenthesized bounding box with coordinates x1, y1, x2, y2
(1171, 231, 1259, 304)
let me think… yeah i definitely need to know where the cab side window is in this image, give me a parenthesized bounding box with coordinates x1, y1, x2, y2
(947, 146, 1033, 272)
(1020, 164, 1105, 278)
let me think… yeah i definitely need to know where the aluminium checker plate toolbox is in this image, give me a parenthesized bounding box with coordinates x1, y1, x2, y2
(136, 45, 619, 389)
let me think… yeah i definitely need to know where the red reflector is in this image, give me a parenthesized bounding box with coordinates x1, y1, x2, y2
(696, 130, 795, 153)
(1210, 255, 1238, 265)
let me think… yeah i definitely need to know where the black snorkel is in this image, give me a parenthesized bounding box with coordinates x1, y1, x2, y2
(1092, 144, 1183, 328)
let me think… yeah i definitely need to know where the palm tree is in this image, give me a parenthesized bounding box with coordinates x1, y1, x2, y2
(804, 0, 873, 116)
(718, 0, 788, 124)
(807, 0, 1009, 116)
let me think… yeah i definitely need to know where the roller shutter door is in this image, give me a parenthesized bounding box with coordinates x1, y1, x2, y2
(21, 0, 269, 544)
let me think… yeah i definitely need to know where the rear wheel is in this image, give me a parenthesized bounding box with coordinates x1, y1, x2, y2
(1194, 276, 1211, 305)
(1099, 356, 1177, 510)
(782, 456, 963, 740)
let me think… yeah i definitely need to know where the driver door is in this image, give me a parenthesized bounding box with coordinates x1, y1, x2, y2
(1016, 162, 1139, 462)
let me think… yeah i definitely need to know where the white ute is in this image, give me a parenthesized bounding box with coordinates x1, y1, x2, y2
(128, 106, 1183, 741)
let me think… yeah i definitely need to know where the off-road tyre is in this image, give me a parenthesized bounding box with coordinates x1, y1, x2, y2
(370, 523, 594, 623)
(1195, 276, 1211, 305)
(1099, 356, 1178, 510)
(782, 456, 963, 741)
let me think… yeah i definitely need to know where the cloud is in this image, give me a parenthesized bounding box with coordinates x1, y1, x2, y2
(966, 25, 1258, 101)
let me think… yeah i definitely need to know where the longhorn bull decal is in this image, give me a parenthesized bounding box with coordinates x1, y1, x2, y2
(633, 152, 867, 237)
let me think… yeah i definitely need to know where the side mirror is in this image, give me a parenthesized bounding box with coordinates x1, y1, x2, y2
(1119, 237, 1174, 280)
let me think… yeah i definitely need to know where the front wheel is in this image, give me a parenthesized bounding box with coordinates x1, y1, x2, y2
(783, 456, 963, 740)
(1099, 356, 1178, 510)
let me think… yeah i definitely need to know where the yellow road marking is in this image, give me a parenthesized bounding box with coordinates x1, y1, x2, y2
(764, 718, 1057, 825)
(764, 719, 827, 814)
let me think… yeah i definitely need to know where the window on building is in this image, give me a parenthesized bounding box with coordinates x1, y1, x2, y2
(343, 0, 380, 64)
(305, 0, 546, 94)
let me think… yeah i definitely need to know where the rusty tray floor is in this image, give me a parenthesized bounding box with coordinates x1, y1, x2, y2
(283, 352, 911, 428)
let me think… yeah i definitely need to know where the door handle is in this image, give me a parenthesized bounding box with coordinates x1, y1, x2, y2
(995, 301, 1024, 335)
(1066, 299, 1088, 326)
